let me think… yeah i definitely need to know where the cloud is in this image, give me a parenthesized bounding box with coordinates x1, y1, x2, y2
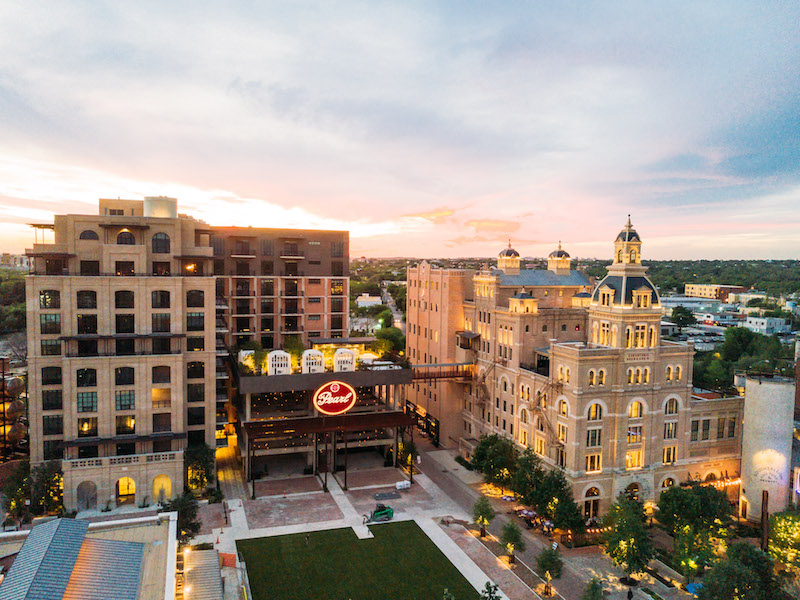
(401, 207, 456, 224)
(465, 219, 521, 234)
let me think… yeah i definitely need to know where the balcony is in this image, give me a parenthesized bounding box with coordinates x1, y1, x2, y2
(63, 450, 182, 470)
(279, 253, 305, 260)
(216, 297, 229, 310)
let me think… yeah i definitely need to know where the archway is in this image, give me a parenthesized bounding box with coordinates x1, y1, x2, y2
(76, 481, 97, 511)
(116, 477, 136, 506)
(625, 482, 640, 501)
(153, 474, 172, 504)
(584, 487, 600, 521)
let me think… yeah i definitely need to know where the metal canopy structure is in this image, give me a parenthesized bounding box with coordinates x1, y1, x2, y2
(243, 410, 414, 439)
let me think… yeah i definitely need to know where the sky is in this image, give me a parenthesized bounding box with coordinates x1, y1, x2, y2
(1, 2, 799, 259)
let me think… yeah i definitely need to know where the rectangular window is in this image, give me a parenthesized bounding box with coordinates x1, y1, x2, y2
(557, 423, 567, 442)
(627, 426, 643, 445)
(331, 297, 344, 313)
(116, 314, 135, 334)
(40, 314, 61, 334)
(727, 417, 736, 438)
(260, 279, 274, 296)
(42, 415, 63, 436)
(115, 390, 135, 411)
(308, 297, 321, 304)
(115, 367, 134, 385)
(77, 314, 98, 335)
(332, 261, 344, 276)
(76, 291, 97, 309)
(43, 440, 63, 461)
(308, 315, 321, 321)
(80, 261, 100, 276)
(625, 449, 643, 470)
(330, 279, 345, 296)
(115, 415, 136, 435)
(77, 392, 98, 413)
(187, 312, 204, 331)
(187, 383, 205, 402)
(78, 417, 98, 438)
(41, 340, 61, 356)
(261, 261, 274, 275)
(115, 261, 135, 276)
(42, 390, 62, 411)
(586, 428, 602, 447)
(586, 453, 602, 473)
(261, 239, 274, 255)
(153, 338, 171, 354)
(717, 417, 726, 440)
(42, 366, 62, 385)
(664, 421, 677, 440)
(188, 406, 205, 426)
(702, 419, 710, 441)
(211, 236, 225, 256)
(152, 313, 170, 333)
(153, 413, 171, 433)
(534, 436, 545, 456)
(187, 336, 205, 351)
(663, 446, 677, 464)
(116, 339, 135, 355)
(116, 443, 136, 456)
(691, 419, 699, 442)
(39, 290, 60, 308)
(152, 261, 171, 276)
(331, 241, 344, 258)
(152, 290, 170, 308)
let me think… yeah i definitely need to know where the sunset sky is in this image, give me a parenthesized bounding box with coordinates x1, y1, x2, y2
(1, 2, 798, 259)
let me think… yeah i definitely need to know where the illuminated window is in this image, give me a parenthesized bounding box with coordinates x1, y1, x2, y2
(675, 365, 682, 381)
(625, 449, 643, 470)
(588, 370, 595, 386)
(558, 399, 568, 416)
(586, 428, 602, 447)
(586, 453, 602, 473)
(557, 423, 567, 442)
(661, 478, 675, 490)
(627, 426, 642, 444)
(664, 421, 677, 439)
(39, 290, 60, 309)
(598, 369, 606, 385)
(588, 403, 603, 421)
(665, 366, 673, 381)
(535, 436, 545, 456)
(628, 401, 643, 419)
(663, 446, 676, 465)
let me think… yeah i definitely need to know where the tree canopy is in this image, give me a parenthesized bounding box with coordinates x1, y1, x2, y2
(500, 521, 526, 563)
(603, 495, 654, 578)
(769, 507, 800, 569)
(472, 495, 496, 538)
(670, 305, 697, 331)
(162, 491, 201, 543)
(470, 434, 518, 487)
(698, 542, 783, 600)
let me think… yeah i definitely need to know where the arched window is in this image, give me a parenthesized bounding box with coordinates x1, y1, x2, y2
(558, 366, 564, 381)
(536, 417, 545, 432)
(152, 366, 171, 383)
(503, 379, 507, 392)
(625, 327, 633, 348)
(617, 249, 623, 262)
(627, 368, 634, 384)
(76, 368, 97, 387)
(152, 233, 170, 254)
(565, 368, 571, 383)
(661, 477, 675, 490)
(598, 369, 606, 385)
(588, 370, 596, 386)
(665, 398, 678, 415)
(520, 409, 529, 424)
(588, 403, 603, 421)
(79, 230, 99, 240)
(644, 368, 650, 384)
(76, 290, 97, 309)
(675, 366, 682, 381)
(649, 327, 657, 347)
(630, 250, 636, 262)
(116, 231, 135, 245)
(628, 401, 643, 419)
(586, 487, 600, 498)
(665, 366, 673, 381)
(635, 368, 643, 384)
(705, 473, 717, 482)
(558, 399, 568, 417)
(625, 482, 640, 501)
(584, 487, 600, 520)
(186, 290, 205, 307)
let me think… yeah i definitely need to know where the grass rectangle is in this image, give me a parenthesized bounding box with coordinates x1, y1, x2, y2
(237, 520, 480, 600)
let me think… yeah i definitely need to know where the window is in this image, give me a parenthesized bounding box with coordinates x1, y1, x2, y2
(627, 426, 643, 444)
(152, 313, 170, 333)
(586, 453, 602, 473)
(115, 261, 135, 276)
(78, 418, 98, 438)
(152, 366, 171, 383)
(77, 391, 98, 412)
(152, 338, 171, 354)
(153, 413, 171, 433)
(598, 370, 606, 385)
(665, 398, 678, 415)
(666, 366, 673, 381)
(80, 261, 100, 275)
(39, 290, 60, 309)
(628, 401, 643, 418)
(557, 423, 567, 442)
(690, 418, 711, 442)
(187, 290, 205, 307)
(116, 339, 135, 355)
(664, 421, 677, 440)
(625, 449, 643, 470)
(152, 232, 170, 253)
(663, 446, 677, 464)
(76, 314, 97, 335)
(115, 390, 135, 410)
(117, 443, 136, 456)
(675, 366, 682, 381)
(77, 340, 97, 356)
(188, 406, 205, 426)
(116, 415, 136, 435)
(152, 290, 170, 308)
(115, 367, 134, 386)
(117, 231, 135, 244)
(187, 362, 204, 379)
(331, 241, 344, 258)
(79, 230, 99, 240)
(187, 337, 205, 351)
(43, 441, 63, 461)
(588, 403, 602, 421)
(535, 437, 545, 456)
(42, 415, 63, 435)
(152, 261, 171, 276)
(42, 390, 62, 410)
(42, 366, 61, 385)
(116, 314, 135, 334)
(558, 399, 568, 416)
(727, 416, 736, 438)
(717, 417, 726, 440)
(76, 368, 97, 387)
(115, 290, 135, 309)
(330, 280, 345, 295)
(586, 428, 602, 447)
(40, 314, 61, 334)
(76, 290, 97, 309)
(78, 445, 98, 458)
(588, 370, 595, 386)
(186, 312, 204, 331)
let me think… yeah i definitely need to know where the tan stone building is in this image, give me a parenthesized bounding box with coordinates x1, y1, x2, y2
(27, 197, 217, 511)
(684, 283, 748, 303)
(407, 220, 743, 517)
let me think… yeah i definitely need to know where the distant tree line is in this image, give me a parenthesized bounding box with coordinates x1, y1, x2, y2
(0, 269, 25, 334)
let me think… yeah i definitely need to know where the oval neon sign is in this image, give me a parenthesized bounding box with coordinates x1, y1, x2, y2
(313, 381, 357, 416)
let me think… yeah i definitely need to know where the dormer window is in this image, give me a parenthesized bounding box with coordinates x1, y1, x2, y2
(599, 289, 613, 306)
(629, 250, 637, 262)
(634, 289, 651, 308)
(617, 249, 623, 262)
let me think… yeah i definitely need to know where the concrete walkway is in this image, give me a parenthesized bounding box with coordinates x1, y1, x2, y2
(216, 436, 248, 500)
(326, 476, 373, 539)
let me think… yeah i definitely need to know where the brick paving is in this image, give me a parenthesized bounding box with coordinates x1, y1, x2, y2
(338, 466, 406, 489)
(243, 493, 342, 529)
(346, 483, 437, 517)
(253, 475, 322, 497)
(198, 502, 226, 535)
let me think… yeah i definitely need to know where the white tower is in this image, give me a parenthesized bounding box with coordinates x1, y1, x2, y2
(740, 376, 796, 521)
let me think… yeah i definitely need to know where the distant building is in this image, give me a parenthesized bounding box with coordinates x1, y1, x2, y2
(356, 293, 382, 308)
(685, 284, 748, 303)
(0, 253, 31, 269)
(744, 316, 791, 335)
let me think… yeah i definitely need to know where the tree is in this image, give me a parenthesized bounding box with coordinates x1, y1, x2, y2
(375, 326, 404, 352)
(1, 459, 30, 519)
(580, 578, 603, 600)
(473, 495, 496, 538)
(509, 448, 544, 506)
(657, 484, 732, 576)
(470, 434, 518, 487)
(535, 546, 563, 579)
(500, 521, 526, 564)
(29, 461, 63, 515)
(531, 468, 584, 532)
(698, 542, 782, 600)
(162, 491, 201, 543)
(769, 507, 800, 568)
(185, 443, 216, 490)
(670, 305, 697, 332)
(479, 582, 500, 600)
(603, 495, 654, 582)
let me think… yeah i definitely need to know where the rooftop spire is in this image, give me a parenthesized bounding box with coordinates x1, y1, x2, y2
(626, 214, 632, 228)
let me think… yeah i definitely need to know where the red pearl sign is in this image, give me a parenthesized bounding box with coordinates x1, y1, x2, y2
(312, 381, 357, 416)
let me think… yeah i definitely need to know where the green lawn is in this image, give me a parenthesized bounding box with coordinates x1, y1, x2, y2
(237, 521, 480, 600)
